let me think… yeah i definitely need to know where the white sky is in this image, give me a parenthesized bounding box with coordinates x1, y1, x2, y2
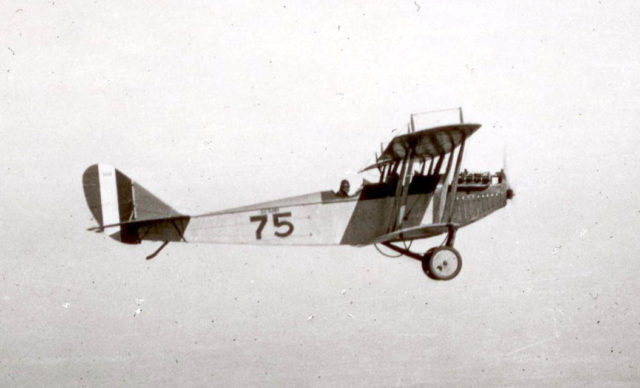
(1, 1, 640, 386)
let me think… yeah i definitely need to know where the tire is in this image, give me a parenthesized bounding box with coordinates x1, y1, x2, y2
(426, 247, 462, 280)
(421, 248, 437, 278)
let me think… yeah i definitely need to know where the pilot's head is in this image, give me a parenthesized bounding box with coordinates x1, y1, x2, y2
(339, 179, 350, 195)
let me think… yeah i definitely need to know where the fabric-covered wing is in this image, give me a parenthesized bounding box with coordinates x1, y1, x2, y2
(362, 123, 480, 171)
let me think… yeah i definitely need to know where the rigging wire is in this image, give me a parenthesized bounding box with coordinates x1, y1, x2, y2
(374, 236, 414, 258)
(374, 242, 403, 258)
(438, 234, 448, 247)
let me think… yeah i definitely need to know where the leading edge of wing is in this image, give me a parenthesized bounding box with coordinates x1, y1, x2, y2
(372, 223, 459, 244)
(361, 123, 481, 172)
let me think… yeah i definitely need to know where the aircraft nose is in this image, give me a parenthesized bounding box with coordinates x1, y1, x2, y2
(506, 188, 515, 200)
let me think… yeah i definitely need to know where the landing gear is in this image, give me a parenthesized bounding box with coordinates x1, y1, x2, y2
(380, 224, 463, 280)
(421, 224, 462, 280)
(422, 246, 462, 280)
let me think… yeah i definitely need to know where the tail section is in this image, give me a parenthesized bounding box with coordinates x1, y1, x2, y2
(82, 164, 186, 244)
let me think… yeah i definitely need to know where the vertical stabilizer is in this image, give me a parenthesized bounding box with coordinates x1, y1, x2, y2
(82, 164, 184, 243)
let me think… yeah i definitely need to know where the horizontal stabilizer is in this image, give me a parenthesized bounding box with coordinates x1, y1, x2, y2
(86, 215, 188, 232)
(82, 164, 186, 244)
(372, 223, 459, 244)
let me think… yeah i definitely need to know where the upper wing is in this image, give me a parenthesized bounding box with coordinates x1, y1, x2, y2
(362, 123, 481, 171)
(372, 223, 459, 244)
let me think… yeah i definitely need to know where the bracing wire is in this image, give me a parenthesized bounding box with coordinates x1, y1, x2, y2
(374, 243, 403, 258)
(374, 236, 414, 258)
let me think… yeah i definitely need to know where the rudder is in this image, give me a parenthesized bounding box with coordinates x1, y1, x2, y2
(82, 164, 183, 243)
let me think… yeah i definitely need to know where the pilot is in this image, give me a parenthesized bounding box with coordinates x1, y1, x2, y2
(336, 179, 350, 198)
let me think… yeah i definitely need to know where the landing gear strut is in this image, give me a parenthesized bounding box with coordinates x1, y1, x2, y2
(381, 224, 463, 280)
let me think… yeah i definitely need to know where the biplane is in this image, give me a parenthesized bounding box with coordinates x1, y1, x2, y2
(83, 109, 514, 280)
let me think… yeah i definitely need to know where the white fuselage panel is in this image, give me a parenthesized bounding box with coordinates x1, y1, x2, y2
(184, 194, 358, 245)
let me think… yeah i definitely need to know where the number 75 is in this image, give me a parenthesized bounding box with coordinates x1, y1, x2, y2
(249, 212, 294, 240)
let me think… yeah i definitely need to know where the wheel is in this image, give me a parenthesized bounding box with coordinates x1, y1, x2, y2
(424, 246, 462, 280)
(421, 247, 437, 278)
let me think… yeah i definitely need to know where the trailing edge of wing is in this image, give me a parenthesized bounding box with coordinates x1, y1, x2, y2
(372, 223, 459, 244)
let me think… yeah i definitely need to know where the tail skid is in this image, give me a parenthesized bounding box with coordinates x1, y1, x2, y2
(146, 241, 169, 260)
